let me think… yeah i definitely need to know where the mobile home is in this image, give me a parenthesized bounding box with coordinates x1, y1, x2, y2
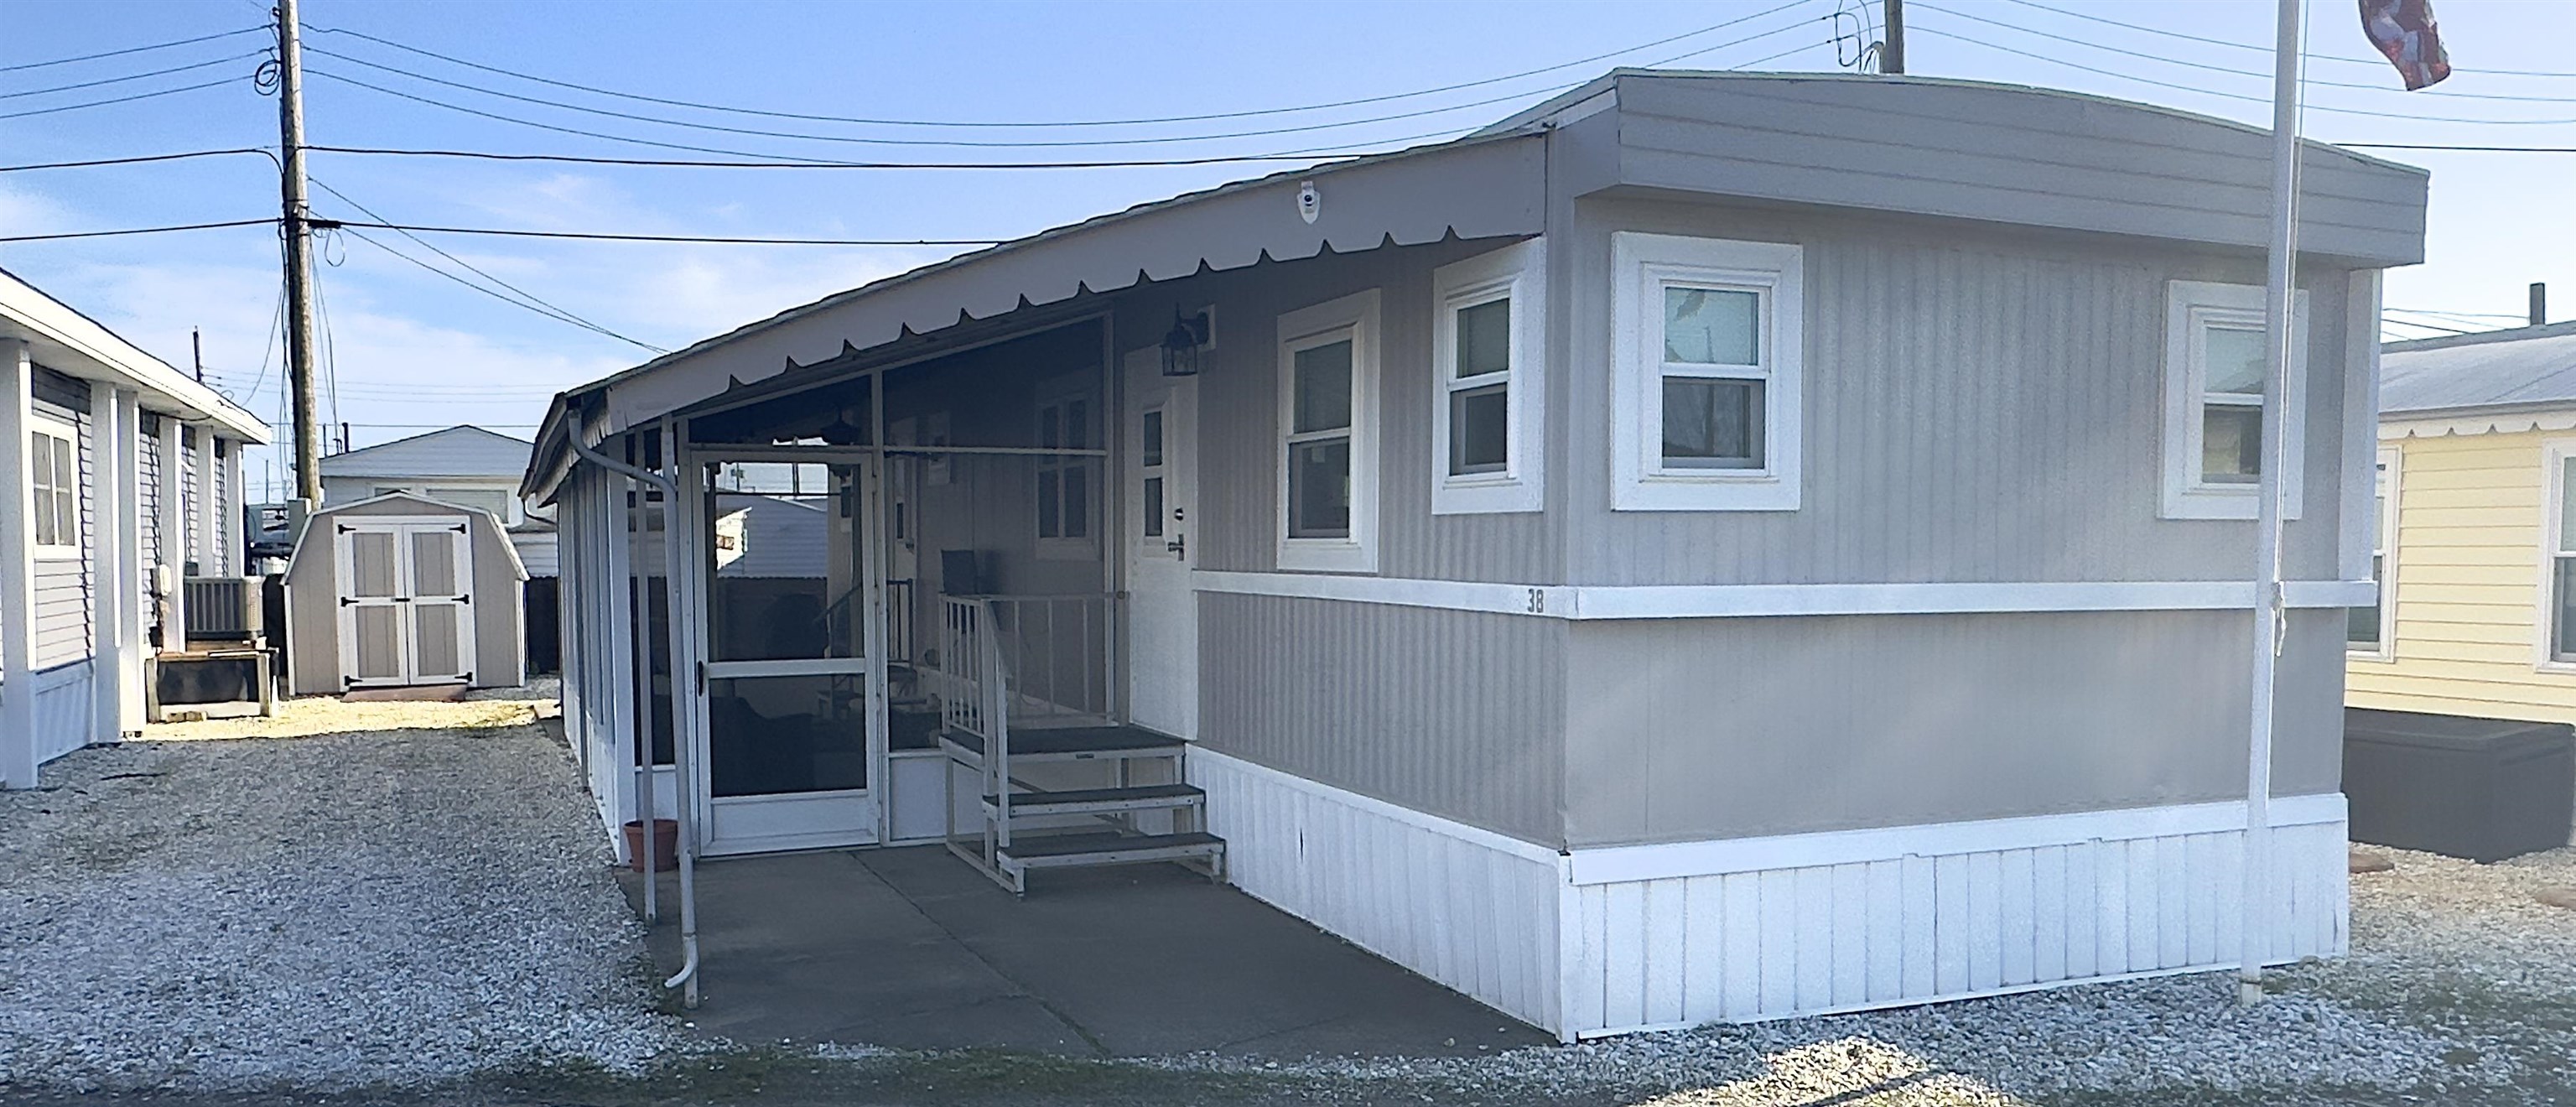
(2, 266, 271, 785)
(525, 71, 2427, 1039)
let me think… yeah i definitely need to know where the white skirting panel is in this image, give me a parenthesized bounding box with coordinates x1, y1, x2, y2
(1560, 795, 2350, 1038)
(31, 660, 96, 764)
(1188, 747, 1566, 1032)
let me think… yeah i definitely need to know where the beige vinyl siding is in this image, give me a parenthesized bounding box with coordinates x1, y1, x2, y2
(2347, 426, 2576, 724)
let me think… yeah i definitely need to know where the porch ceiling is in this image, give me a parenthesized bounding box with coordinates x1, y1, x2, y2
(528, 129, 1545, 497)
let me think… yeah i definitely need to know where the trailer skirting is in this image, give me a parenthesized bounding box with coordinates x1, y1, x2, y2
(1190, 746, 2349, 1042)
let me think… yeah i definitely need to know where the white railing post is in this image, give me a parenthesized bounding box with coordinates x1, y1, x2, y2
(982, 601, 1011, 850)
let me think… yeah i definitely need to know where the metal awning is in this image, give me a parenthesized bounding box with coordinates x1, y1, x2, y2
(527, 128, 1546, 501)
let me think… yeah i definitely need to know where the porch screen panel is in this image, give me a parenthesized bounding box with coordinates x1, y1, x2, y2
(706, 673, 867, 796)
(351, 605, 402, 680)
(706, 463, 866, 663)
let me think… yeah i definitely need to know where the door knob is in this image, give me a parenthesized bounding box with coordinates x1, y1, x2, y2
(1166, 533, 1186, 559)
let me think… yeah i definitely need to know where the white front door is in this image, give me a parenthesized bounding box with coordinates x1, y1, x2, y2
(690, 458, 884, 855)
(335, 518, 474, 688)
(1124, 348, 1198, 739)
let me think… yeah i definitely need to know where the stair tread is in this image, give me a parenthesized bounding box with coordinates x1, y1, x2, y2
(944, 725, 1187, 758)
(987, 783, 1203, 807)
(999, 831, 1223, 860)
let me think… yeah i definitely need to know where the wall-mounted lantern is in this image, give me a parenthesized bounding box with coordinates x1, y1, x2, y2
(1161, 307, 1213, 377)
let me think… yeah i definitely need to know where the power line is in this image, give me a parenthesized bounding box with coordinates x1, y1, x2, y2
(298, 11, 1827, 151)
(0, 75, 241, 120)
(2386, 307, 2545, 321)
(0, 148, 278, 172)
(300, 3, 1815, 130)
(326, 219, 999, 247)
(309, 176, 664, 352)
(304, 46, 1602, 149)
(0, 50, 267, 100)
(1909, 24, 2576, 125)
(0, 217, 278, 242)
(306, 68, 1477, 167)
(0, 26, 265, 74)
(338, 225, 664, 354)
(1914, 3, 2576, 103)
(1994, 0, 2576, 80)
(301, 144, 1447, 170)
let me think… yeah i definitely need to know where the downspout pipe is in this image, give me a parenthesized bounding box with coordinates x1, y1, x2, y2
(569, 427, 700, 1006)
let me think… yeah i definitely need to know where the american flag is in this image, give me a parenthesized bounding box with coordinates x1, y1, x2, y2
(2358, 0, 2452, 90)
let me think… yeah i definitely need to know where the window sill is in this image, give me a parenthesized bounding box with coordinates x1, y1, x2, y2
(1613, 471, 1800, 513)
(32, 547, 82, 562)
(1277, 538, 1375, 574)
(1432, 474, 1540, 516)
(2159, 484, 2305, 522)
(2346, 648, 2395, 663)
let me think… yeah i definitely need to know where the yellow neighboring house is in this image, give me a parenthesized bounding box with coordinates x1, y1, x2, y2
(2350, 320, 2576, 725)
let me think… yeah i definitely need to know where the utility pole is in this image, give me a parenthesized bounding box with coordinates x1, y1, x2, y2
(191, 328, 203, 382)
(275, 0, 322, 505)
(1882, 0, 1905, 75)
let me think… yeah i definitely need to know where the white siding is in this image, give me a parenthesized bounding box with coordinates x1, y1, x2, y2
(1191, 747, 1564, 1032)
(1558, 799, 2350, 1037)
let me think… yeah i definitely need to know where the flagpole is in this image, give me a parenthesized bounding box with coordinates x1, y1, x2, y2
(2241, 0, 2306, 1008)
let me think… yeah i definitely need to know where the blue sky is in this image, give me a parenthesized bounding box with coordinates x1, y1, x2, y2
(4, 0, 2571, 499)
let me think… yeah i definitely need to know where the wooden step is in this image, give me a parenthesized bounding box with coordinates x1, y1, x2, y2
(986, 783, 1204, 819)
(997, 831, 1224, 872)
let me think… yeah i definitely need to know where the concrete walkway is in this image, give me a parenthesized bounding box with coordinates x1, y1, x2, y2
(625, 845, 1550, 1059)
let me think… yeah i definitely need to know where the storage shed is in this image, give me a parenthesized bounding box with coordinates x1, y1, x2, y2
(283, 491, 527, 694)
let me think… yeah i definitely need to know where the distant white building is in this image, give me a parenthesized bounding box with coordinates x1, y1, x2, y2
(317, 425, 558, 672)
(319, 425, 556, 576)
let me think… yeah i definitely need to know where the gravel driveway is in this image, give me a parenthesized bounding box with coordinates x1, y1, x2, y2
(3, 688, 2569, 1104)
(0, 683, 682, 1094)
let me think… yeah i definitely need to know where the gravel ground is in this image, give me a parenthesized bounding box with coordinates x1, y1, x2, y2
(0, 681, 688, 1094)
(3, 688, 2569, 1104)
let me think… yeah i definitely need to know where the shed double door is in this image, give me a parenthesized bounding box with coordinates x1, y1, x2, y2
(337, 519, 475, 688)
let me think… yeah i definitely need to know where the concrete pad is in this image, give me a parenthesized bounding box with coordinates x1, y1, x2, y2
(627, 845, 1550, 1061)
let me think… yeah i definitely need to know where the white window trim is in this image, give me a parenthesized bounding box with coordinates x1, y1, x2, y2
(1610, 232, 1803, 512)
(2350, 445, 2400, 662)
(2160, 280, 2309, 522)
(1431, 239, 1545, 515)
(2537, 437, 2576, 673)
(1276, 288, 1380, 574)
(29, 413, 80, 560)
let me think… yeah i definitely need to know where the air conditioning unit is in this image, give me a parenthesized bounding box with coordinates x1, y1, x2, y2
(184, 576, 264, 644)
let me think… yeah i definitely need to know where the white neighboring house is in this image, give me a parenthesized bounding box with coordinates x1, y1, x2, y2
(2, 266, 272, 787)
(318, 425, 556, 576)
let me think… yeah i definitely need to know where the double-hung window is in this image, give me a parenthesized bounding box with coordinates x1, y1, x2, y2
(29, 415, 79, 558)
(2350, 447, 2399, 658)
(1276, 289, 1379, 572)
(1034, 387, 1095, 559)
(1431, 239, 1544, 514)
(2161, 280, 2307, 520)
(2547, 440, 2576, 666)
(1610, 232, 1803, 512)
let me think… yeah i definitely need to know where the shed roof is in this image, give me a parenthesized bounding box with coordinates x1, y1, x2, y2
(2381, 322, 2576, 418)
(283, 490, 529, 581)
(526, 69, 2429, 500)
